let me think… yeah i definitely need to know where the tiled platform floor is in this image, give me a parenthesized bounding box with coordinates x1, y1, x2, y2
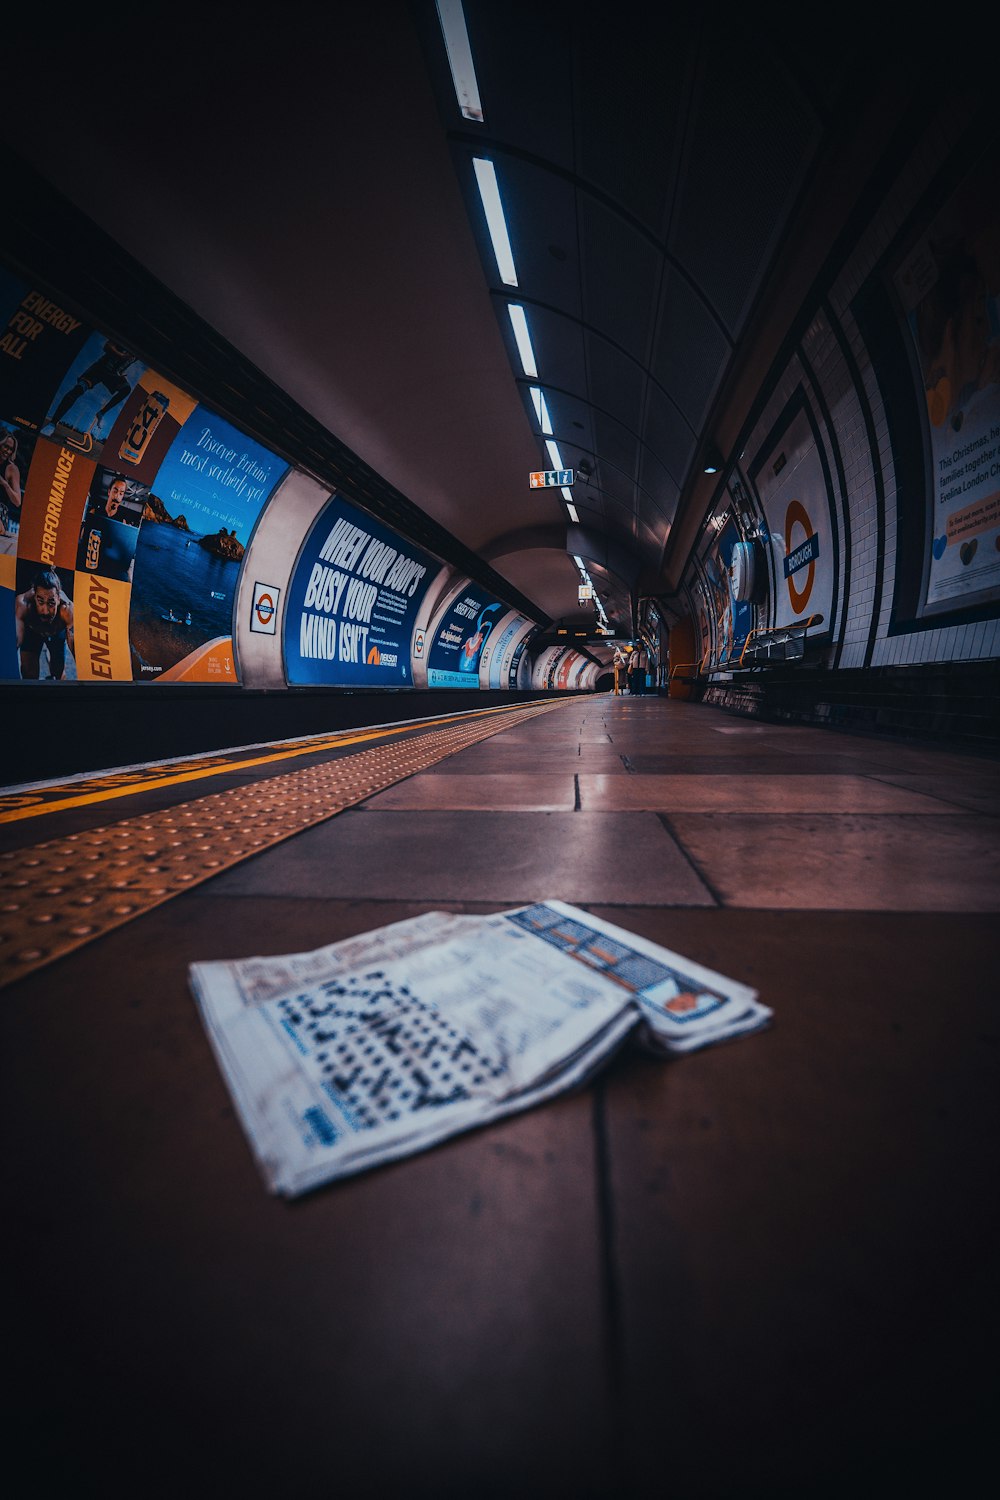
(3, 696, 998, 1498)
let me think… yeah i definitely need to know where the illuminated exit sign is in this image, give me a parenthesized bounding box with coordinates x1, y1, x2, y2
(529, 468, 574, 488)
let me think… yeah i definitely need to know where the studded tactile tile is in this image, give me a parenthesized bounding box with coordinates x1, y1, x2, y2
(0, 698, 572, 989)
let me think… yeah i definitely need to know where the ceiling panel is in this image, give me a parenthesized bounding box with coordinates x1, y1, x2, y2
(473, 156, 583, 319)
(579, 197, 661, 364)
(463, 0, 577, 168)
(667, 29, 821, 337)
(638, 446, 680, 526)
(584, 333, 645, 434)
(573, 8, 690, 232)
(642, 380, 697, 486)
(591, 414, 639, 501)
(505, 303, 588, 401)
(650, 269, 731, 432)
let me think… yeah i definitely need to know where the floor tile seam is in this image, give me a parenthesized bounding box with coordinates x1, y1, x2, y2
(653, 808, 1000, 823)
(859, 773, 1000, 814)
(653, 812, 723, 907)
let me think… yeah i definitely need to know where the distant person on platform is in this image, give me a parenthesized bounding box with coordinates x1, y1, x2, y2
(42, 339, 136, 439)
(15, 569, 75, 679)
(628, 644, 648, 696)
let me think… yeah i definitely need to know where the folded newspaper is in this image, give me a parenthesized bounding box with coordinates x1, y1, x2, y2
(188, 902, 771, 1198)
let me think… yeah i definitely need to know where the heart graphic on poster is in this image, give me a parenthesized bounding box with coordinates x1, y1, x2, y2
(932, 534, 948, 560)
(960, 539, 978, 566)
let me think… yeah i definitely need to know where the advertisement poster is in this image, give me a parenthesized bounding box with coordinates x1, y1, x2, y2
(1, 420, 37, 562)
(8, 426, 92, 681)
(698, 515, 754, 665)
(891, 149, 1000, 613)
(555, 651, 579, 689)
(100, 370, 200, 487)
(530, 645, 563, 690)
(749, 401, 836, 633)
(508, 629, 535, 689)
(486, 614, 531, 688)
(12, 558, 77, 680)
(73, 467, 146, 681)
(426, 584, 504, 688)
(128, 405, 289, 681)
(284, 494, 434, 687)
(40, 330, 146, 462)
(0, 269, 92, 432)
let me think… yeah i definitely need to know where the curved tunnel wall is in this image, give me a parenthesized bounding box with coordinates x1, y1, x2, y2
(668, 114, 999, 726)
(0, 254, 596, 699)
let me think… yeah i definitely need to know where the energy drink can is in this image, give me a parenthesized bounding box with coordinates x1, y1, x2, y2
(119, 389, 170, 464)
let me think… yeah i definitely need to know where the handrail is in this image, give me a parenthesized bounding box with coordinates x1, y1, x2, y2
(738, 614, 824, 668)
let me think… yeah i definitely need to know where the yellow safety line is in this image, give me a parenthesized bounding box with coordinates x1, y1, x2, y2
(0, 700, 564, 825)
(0, 699, 573, 990)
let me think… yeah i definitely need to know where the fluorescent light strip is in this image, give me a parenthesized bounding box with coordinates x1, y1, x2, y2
(507, 305, 537, 377)
(565, 502, 579, 521)
(529, 387, 553, 434)
(473, 159, 517, 287)
(435, 0, 484, 122)
(545, 439, 563, 470)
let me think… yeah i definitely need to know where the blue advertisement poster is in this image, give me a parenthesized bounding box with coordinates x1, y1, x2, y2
(129, 404, 289, 680)
(702, 517, 753, 667)
(284, 494, 434, 686)
(426, 584, 504, 688)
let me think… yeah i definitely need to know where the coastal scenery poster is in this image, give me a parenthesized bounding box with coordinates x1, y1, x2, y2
(128, 406, 289, 681)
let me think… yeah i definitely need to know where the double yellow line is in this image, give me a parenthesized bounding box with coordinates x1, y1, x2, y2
(0, 701, 549, 825)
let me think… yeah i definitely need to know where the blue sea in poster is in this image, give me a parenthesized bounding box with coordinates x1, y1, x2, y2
(129, 522, 238, 677)
(151, 406, 289, 547)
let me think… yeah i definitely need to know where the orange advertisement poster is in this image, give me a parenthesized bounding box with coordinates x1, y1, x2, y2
(72, 571, 133, 680)
(18, 441, 95, 570)
(103, 371, 198, 486)
(157, 635, 237, 683)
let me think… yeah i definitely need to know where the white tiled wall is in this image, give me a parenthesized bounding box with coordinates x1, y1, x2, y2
(686, 93, 998, 672)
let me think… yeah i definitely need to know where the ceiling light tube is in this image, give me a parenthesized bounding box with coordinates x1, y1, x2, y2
(474, 158, 518, 287)
(530, 386, 553, 434)
(507, 305, 537, 377)
(435, 0, 484, 122)
(565, 500, 580, 521)
(545, 439, 564, 470)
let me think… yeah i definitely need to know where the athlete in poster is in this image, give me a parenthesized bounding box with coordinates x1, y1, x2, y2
(77, 475, 141, 583)
(0, 426, 22, 540)
(42, 338, 138, 446)
(15, 568, 75, 679)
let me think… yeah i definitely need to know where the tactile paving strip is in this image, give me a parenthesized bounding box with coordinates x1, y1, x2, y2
(0, 699, 572, 989)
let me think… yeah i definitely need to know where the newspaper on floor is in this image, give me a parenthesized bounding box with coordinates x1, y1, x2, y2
(188, 902, 772, 1198)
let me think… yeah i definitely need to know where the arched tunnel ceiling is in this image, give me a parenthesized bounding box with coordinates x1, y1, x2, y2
(1, 3, 932, 640)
